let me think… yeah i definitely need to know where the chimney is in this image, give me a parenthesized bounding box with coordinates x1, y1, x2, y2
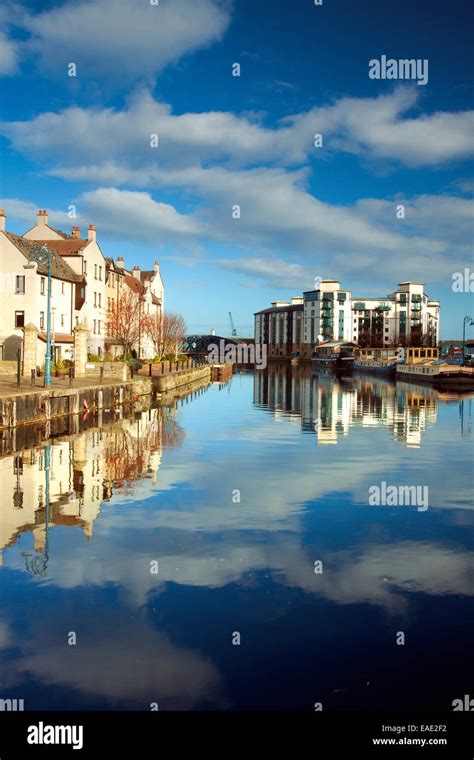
(71, 226, 81, 239)
(133, 265, 141, 280)
(116, 257, 124, 270)
(0, 209, 5, 232)
(153, 260, 160, 274)
(37, 209, 48, 226)
(88, 224, 96, 242)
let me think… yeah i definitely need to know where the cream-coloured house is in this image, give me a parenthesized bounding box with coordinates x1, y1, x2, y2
(23, 210, 107, 356)
(105, 257, 164, 359)
(0, 209, 82, 363)
(0, 208, 165, 365)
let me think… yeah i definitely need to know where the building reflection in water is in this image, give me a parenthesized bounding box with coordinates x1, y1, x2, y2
(254, 362, 473, 448)
(0, 403, 185, 570)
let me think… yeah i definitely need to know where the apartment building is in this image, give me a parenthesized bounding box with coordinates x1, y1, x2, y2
(255, 279, 440, 359)
(0, 208, 164, 364)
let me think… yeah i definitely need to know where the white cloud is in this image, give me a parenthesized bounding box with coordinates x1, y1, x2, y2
(2, 88, 472, 286)
(4, 88, 473, 172)
(21, 0, 231, 83)
(80, 187, 205, 241)
(0, 8, 19, 76)
(216, 257, 308, 289)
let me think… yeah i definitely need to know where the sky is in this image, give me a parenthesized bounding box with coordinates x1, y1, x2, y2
(0, 0, 473, 337)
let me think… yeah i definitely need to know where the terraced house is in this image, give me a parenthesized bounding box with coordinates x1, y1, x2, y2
(0, 209, 164, 366)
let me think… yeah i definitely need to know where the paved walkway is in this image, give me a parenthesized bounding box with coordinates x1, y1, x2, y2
(0, 374, 128, 398)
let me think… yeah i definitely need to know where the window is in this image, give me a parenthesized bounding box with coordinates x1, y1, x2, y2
(75, 316, 79, 326)
(99, 266, 102, 281)
(61, 314, 65, 327)
(94, 292, 97, 307)
(94, 264, 97, 279)
(61, 282, 65, 295)
(98, 293, 101, 307)
(93, 319, 96, 334)
(15, 275, 25, 294)
(40, 312, 45, 329)
(97, 320, 101, 335)
(84, 260, 87, 275)
(15, 311, 25, 328)
(40, 277, 45, 295)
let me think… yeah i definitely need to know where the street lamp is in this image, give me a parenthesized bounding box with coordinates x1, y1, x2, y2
(29, 245, 52, 386)
(23, 443, 51, 577)
(462, 315, 474, 364)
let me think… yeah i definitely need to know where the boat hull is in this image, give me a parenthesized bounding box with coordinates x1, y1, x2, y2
(353, 361, 397, 378)
(397, 367, 474, 391)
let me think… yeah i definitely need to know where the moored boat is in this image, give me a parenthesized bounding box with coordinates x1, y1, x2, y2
(396, 347, 474, 390)
(311, 341, 356, 374)
(353, 347, 403, 378)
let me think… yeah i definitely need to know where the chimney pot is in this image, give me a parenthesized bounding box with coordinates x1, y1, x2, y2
(87, 224, 97, 242)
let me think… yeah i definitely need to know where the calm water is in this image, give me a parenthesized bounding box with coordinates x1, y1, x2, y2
(0, 366, 473, 711)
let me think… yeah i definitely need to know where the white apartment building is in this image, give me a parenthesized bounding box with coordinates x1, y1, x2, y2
(255, 279, 440, 359)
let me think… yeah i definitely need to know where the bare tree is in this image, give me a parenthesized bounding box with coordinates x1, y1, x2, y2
(146, 311, 187, 361)
(106, 288, 148, 359)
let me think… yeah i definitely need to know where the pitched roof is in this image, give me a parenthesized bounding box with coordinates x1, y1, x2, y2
(5, 232, 82, 283)
(140, 270, 155, 282)
(48, 226, 75, 240)
(38, 239, 89, 255)
(123, 274, 146, 297)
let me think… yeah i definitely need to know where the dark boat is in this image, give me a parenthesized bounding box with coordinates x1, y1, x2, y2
(311, 341, 356, 374)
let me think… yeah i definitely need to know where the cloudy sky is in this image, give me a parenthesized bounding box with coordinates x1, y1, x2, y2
(0, 0, 473, 336)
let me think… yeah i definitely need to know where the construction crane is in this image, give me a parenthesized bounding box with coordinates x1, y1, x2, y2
(228, 312, 237, 337)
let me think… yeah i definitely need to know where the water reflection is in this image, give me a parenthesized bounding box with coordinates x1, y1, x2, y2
(0, 371, 472, 710)
(0, 405, 184, 571)
(254, 362, 473, 447)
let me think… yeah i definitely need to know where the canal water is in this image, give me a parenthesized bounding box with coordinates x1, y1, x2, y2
(0, 366, 472, 711)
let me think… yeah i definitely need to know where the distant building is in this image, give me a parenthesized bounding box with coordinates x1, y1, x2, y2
(255, 279, 440, 359)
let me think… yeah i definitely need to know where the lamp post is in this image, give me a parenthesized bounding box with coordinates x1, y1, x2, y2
(29, 245, 52, 386)
(462, 315, 474, 364)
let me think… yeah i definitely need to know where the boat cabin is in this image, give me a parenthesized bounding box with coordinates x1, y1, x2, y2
(404, 347, 439, 365)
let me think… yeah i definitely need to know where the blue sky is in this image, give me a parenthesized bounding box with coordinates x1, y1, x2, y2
(0, 0, 473, 337)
